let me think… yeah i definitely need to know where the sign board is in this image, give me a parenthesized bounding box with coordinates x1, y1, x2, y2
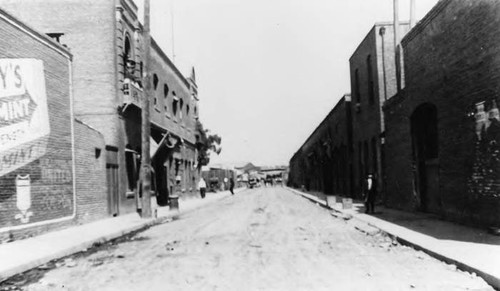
(0, 59, 50, 176)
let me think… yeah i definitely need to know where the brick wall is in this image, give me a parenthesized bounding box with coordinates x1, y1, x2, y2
(0, 0, 119, 143)
(384, 0, 500, 226)
(0, 0, 140, 216)
(289, 95, 352, 196)
(74, 119, 108, 224)
(0, 8, 75, 241)
(349, 23, 410, 199)
(150, 39, 197, 145)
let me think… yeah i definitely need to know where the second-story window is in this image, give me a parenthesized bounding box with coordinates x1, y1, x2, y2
(172, 91, 178, 116)
(153, 74, 159, 90)
(179, 99, 184, 119)
(153, 74, 159, 107)
(123, 35, 134, 80)
(355, 69, 360, 104)
(367, 55, 374, 105)
(163, 84, 169, 112)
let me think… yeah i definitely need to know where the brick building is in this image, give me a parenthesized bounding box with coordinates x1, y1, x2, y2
(383, 0, 500, 226)
(289, 94, 352, 196)
(0, 7, 108, 241)
(0, 0, 200, 215)
(348, 22, 409, 199)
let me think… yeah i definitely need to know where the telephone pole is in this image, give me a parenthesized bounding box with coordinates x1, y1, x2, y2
(393, 0, 401, 92)
(140, 0, 152, 218)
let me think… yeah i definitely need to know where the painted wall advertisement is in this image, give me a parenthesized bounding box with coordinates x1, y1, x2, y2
(0, 59, 74, 231)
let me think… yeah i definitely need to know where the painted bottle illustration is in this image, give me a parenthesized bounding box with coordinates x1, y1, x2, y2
(15, 174, 33, 223)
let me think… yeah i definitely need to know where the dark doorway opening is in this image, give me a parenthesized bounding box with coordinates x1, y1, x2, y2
(410, 103, 440, 213)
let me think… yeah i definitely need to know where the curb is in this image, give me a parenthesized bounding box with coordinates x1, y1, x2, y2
(285, 187, 500, 290)
(0, 188, 246, 283)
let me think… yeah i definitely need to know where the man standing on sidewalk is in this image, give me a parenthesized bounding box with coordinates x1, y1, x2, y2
(198, 177, 207, 199)
(229, 178, 235, 195)
(364, 174, 377, 214)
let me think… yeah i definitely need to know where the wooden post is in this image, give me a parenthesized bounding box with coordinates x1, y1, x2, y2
(140, 0, 152, 218)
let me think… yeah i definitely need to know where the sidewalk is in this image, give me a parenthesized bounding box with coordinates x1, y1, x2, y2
(286, 187, 500, 289)
(0, 187, 246, 282)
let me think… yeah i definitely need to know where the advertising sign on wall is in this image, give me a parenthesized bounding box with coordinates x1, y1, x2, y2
(0, 59, 50, 176)
(0, 59, 74, 230)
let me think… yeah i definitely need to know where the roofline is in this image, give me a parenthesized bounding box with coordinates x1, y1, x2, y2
(349, 21, 410, 62)
(151, 37, 190, 89)
(75, 118, 105, 137)
(402, 0, 451, 46)
(0, 8, 72, 60)
(292, 93, 351, 159)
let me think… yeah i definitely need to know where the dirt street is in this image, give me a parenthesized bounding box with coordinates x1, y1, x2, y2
(9, 188, 494, 291)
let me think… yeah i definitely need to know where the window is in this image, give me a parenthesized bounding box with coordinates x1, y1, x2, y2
(186, 105, 190, 116)
(172, 91, 178, 116)
(163, 84, 169, 112)
(364, 141, 369, 175)
(122, 35, 133, 79)
(179, 99, 184, 119)
(371, 137, 377, 174)
(367, 55, 374, 105)
(355, 69, 361, 110)
(153, 74, 159, 90)
(152, 74, 159, 107)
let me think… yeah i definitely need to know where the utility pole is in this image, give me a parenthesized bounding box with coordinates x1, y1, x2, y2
(140, 0, 152, 218)
(393, 0, 401, 92)
(410, 0, 416, 29)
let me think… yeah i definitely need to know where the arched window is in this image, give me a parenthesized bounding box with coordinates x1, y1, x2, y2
(153, 74, 159, 90)
(163, 84, 169, 112)
(367, 55, 374, 104)
(179, 99, 184, 119)
(172, 91, 178, 116)
(123, 35, 133, 79)
(152, 74, 159, 106)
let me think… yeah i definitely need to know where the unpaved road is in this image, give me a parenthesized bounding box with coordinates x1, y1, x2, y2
(9, 187, 494, 290)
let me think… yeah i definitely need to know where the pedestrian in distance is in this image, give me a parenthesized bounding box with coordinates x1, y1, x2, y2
(229, 178, 235, 195)
(364, 173, 377, 214)
(198, 177, 207, 199)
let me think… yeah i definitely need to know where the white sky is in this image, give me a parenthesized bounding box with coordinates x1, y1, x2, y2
(138, 0, 439, 166)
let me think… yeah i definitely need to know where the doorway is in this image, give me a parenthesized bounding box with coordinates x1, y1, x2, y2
(106, 164, 120, 216)
(410, 103, 440, 213)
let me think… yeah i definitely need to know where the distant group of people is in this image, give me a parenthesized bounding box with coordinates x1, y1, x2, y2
(197, 177, 235, 199)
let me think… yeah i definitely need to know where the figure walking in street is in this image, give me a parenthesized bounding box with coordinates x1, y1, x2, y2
(229, 177, 235, 195)
(364, 173, 377, 214)
(198, 177, 207, 199)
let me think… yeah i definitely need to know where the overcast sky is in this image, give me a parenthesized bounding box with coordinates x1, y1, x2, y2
(138, 0, 439, 166)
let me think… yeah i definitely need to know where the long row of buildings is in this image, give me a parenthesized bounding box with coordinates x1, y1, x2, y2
(289, 0, 500, 227)
(0, 0, 203, 241)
